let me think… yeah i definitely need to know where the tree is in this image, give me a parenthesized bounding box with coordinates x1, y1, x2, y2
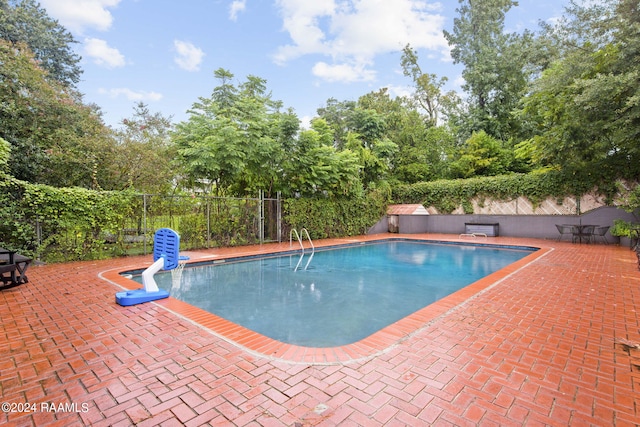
(0, 0, 82, 87)
(174, 69, 366, 198)
(286, 119, 361, 197)
(356, 88, 457, 183)
(174, 69, 293, 197)
(394, 124, 456, 183)
(347, 108, 386, 148)
(0, 136, 9, 173)
(231, 74, 289, 196)
(316, 98, 357, 149)
(517, 0, 640, 179)
(449, 130, 511, 178)
(400, 44, 455, 126)
(444, 0, 533, 141)
(110, 103, 175, 193)
(0, 40, 112, 187)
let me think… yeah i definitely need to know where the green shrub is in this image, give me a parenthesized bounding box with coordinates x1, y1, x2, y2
(0, 176, 137, 261)
(284, 188, 388, 239)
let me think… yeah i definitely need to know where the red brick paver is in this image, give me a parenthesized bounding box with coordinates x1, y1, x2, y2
(1, 234, 639, 426)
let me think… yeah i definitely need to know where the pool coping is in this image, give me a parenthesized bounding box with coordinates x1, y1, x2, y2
(100, 236, 552, 365)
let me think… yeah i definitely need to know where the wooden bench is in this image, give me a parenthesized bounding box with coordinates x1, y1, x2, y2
(0, 248, 32, 290)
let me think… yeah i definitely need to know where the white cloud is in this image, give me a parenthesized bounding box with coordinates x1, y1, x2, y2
(299, 115, 313, 130)
(273, 0, 450, 83)
(39, 0, 121, 34)
(453, 75, 465, 88)
(84, 38, 125, 68)
(98, 88, 163, 102)
(385, 83, 413, 99)
(312, 61, 375, 83)
(173, 40, 205, 72)
(229, 0, 247, 21)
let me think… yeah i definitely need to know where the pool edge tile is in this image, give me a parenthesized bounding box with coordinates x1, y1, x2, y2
(100, 235, 552, 364)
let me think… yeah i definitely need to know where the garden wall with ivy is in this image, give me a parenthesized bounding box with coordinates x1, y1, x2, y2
(392, 170, 628, 215)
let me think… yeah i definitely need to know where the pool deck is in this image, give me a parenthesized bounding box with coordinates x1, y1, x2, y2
(1, 234, 639, 426)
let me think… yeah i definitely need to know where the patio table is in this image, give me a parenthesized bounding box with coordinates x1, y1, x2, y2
(571, 224, 597, 244)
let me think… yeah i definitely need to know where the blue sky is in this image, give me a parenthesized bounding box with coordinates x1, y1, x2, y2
(39, 0, 568, 129)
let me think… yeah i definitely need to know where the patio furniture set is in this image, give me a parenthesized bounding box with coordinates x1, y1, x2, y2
(555, 224, 610, 244)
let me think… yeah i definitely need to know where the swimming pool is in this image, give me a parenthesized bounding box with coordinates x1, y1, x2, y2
(128, 240, 536, 348)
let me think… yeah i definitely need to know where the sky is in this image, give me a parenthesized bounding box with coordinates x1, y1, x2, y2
(38, 0, 569, 129)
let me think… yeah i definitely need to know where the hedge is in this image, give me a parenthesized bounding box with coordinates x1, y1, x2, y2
(392, 170, 620, 214)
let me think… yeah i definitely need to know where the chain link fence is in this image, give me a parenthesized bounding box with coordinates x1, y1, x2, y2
(110, 192, 282, 255)
(13, 192, 283, 261)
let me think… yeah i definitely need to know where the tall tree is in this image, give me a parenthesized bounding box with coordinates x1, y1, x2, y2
(174, 69, 364, 197)
(357, 88, 457, 183)
(316, 98, 357, 150)
(0, 40, 111, 187)
(517, 0, 640, 179)
(110, 103, 175, 193)
(174, 69, 293, 197)
(0, 0, 82, 87)
(444, 0, 532, 141)
(400, 44, 455, 126)
(286, 119, 361, 197)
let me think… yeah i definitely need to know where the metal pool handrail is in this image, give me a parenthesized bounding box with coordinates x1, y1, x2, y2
(289, 228, 314, 252)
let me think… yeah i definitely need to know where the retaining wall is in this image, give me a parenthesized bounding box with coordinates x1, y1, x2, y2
(369, 206, 637, 241)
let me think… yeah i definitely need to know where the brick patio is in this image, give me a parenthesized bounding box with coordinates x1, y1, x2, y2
(1, 234, 639, 426)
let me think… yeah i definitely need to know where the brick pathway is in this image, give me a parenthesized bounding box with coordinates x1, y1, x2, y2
(1, 235, 639, 426)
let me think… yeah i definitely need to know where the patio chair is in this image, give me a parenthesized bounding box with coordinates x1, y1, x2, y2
(592, 226, 610, 244)
(0, 263, 18, 290)
(0, 248, 31, 290)
(555, 224, 574, 241)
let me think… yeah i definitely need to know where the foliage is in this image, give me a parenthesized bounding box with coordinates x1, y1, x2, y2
(400, 44, 456, 126)
(611, 182, 640, 236)
(174, 69, 294, 197)
(288, 120, 362, 197)
(316, 98, 357, 150)
(0, 176, 137, 261)
(174, 69, 364, 198)
(284, 187, 389, 240)
(610, 219, 632, 238)
(444, 0, 534, 142)
(0, 40, 114, 187)
(0, 0, 82, 87)
(392, 170, 614, 214)
(449, 131, 514, 178)
(0, 173, 390, 262)
(109, 103, 176, 193)
(517, 0, 640, 178)
(319, 90, 459, 185)
(627, 185, 640, 214)
(0, 136, 9, 172)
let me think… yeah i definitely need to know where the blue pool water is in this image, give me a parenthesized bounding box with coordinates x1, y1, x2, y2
(131, 240, 534, 347)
